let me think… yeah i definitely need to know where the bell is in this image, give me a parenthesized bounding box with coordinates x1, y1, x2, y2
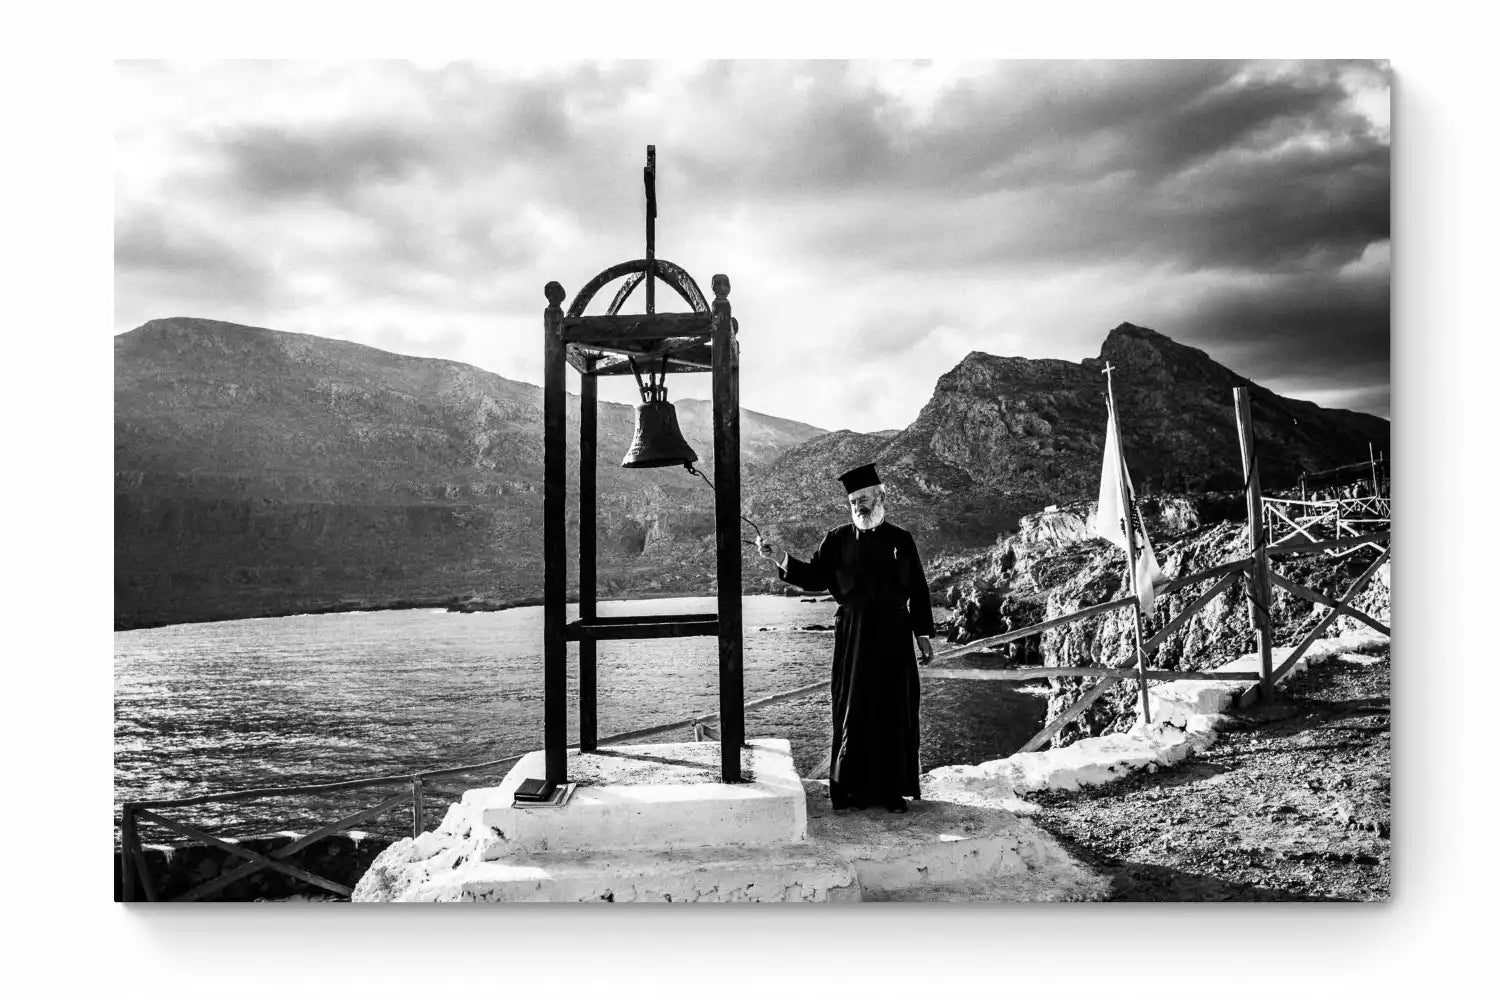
(622, 398, 699, 469)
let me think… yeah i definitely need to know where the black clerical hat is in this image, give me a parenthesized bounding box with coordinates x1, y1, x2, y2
(838, 463, 881, 494)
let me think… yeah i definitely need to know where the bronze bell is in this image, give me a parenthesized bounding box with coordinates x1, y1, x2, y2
(622, 397, 698, 469)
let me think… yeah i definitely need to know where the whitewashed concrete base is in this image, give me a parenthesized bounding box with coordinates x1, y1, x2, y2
(353, 736, 1108, 902)
(481, 739, 806, 855)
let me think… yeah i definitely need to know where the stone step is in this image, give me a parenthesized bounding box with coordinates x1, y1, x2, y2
(459, 842, 860, 903)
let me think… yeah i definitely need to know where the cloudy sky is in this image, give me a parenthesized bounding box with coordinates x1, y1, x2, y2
(115, 59, 1390, 431)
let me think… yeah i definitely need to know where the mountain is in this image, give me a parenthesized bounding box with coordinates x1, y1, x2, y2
(115, 318, 1389, 628)
(746, 322, 1389, 556)
(115, 317, 826, 628)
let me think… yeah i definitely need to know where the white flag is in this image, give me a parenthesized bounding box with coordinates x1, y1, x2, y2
(1093, 406, 1167, 616)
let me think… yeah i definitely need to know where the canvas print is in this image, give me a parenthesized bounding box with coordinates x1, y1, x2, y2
(115, 59, 1391, 903)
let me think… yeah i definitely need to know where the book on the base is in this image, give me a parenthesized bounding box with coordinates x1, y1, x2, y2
(511, 777, 554, 801)
(512, 781, 576, 810)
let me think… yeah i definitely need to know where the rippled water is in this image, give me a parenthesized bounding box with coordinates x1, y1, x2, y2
(115, 596, 1045, 842)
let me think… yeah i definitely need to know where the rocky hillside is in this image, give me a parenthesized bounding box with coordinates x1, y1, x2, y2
(115, 318, 826, 627)
(116, 318, 1390, 629)
(752, 323, 1388, 550)
(930, 497, 1390, 747)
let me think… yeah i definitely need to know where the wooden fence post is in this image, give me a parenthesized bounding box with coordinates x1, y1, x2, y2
(1235, 387, 1276, 702)
(411, 778, 424, 839)
(119, 804, 139, 903)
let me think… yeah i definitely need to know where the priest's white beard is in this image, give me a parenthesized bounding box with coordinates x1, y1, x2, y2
(851, 500, 885, 532)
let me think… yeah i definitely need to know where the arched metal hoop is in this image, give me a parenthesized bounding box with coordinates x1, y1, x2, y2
(566, 258, 710, 319)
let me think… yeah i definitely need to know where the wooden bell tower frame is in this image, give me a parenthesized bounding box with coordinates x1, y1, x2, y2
(539, 146, 744, 786)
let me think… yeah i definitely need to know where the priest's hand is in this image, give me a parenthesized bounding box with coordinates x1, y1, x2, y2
(916, 635, 933, 665)
(755, 535, 786, 566)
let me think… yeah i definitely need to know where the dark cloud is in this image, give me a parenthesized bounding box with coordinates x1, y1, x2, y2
(1159, 257, 1390, 416)
(210, 123, 431, 200)
(115, 210, 272, 310)
(660, 60, 1386, 280)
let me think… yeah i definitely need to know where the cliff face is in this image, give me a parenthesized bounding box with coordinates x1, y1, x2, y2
(116, 317, 1390, 628)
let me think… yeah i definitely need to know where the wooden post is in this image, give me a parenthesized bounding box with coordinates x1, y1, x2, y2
(411, 778, 424, 839)
(579, 357, 598, 753)
(644, 145, 656, 315)
(542, 281, 568, 788)
(711, 274, 744, 782)
(119, 805, 139, 902)
(1234, 387, 1275, 702)
(1103, 365, 1151, 725)
(1368, 441, 1379, 495)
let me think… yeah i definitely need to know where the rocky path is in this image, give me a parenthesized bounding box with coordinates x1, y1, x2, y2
(1028, 648, 1391, 901)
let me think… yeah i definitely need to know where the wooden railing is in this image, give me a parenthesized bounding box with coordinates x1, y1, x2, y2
(1264, 495, 1390, 554)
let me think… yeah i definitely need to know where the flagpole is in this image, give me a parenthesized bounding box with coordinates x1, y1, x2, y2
(1103, 364, 1152, 726)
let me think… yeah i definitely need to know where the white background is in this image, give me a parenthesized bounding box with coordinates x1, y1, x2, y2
(1, 3, 1491, 995)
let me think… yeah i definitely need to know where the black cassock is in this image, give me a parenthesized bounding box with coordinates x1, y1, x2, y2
(779, 521, 934, 808)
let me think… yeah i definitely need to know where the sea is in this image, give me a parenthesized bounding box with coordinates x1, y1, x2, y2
(114, 596, 1046, 842)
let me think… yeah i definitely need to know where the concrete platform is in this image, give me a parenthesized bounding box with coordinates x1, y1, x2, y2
(802, 779, 1108, 902)
(461, 843, 859, 903)
(352, 738, 1107, 903)
(482, 738, 805, 855)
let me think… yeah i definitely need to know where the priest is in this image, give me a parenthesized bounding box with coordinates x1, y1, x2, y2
(756, 463, 934, 813)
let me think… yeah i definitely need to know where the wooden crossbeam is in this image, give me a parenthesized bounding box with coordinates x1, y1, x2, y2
(930, 560, 1249, 667)
(692, 679, 830, 727)
(565, 617, 719, 641)
(1019, 677, 1119, 753)
(1147, 571, 1239, 652)
(923, 665, 1262, 682)
(1267, 570, 1390, 636)
(583, 612, 722, 625)
(138, 792, 411, 901)
(1266, 530, 1389, 558)
(136, 808, 355, 901)
(1266, 503, 1332, 546)
(1271, 550, 1390, 685)
(930, 595, 1135, 663)
(560, 312, 713, 343)
(1099, 569, 1242, 675)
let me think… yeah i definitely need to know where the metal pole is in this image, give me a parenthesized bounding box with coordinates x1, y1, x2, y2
(1235, 387, 1275, 702)
(1102, 365, 1151, 725)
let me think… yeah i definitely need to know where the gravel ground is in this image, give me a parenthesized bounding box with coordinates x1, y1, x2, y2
(1028, 649, 1391, 902)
